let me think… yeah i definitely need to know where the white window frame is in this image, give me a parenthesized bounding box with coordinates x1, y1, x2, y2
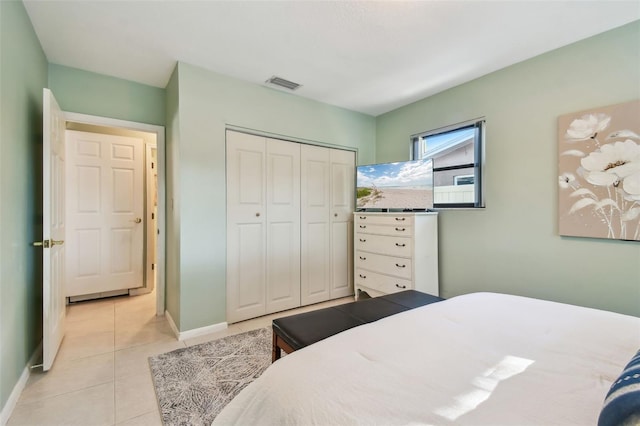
(411, 118, 485, 208)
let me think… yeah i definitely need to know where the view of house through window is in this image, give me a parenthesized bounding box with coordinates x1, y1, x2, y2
(412, 119, 485, 208)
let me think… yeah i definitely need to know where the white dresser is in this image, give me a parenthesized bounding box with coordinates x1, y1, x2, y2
(354, 212, 439, 299)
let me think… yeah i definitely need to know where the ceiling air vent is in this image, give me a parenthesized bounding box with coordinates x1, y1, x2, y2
(265, 76, 302, 91)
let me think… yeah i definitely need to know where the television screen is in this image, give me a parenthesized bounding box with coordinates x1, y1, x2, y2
(356, 159, 434, 210)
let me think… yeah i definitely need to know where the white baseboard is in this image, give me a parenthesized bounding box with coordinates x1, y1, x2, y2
(164, 310, 227, 341)
(128, 286, 151, 296)
(1, 342, 42, 426)
(164, 310, 180, 339)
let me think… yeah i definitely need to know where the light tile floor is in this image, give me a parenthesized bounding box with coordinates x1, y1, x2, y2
(8, 289, 353, 426)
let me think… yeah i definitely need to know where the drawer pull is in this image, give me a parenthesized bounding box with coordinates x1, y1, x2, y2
(395, 263, 406, 268)
(395, 284, 407, 289)
(359, 238, 367, 242)
(395, 217, 406, 221)
(359, 216, 367, 219)
(359, 274, 367, 279)
(359, 225, 367, 229)
(395, 243, 406, 247)
(359, 256, 367, 260)
(395, 227, 406, 232)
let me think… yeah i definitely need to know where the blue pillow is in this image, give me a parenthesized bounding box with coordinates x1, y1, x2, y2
(598, 349, 640, 426)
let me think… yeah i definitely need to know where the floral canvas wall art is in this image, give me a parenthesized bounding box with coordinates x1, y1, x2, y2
(558, 100, 640, 241)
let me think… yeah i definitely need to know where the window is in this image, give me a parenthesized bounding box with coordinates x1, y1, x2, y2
(454, 175, 474, 186)
(411, 119, 485, 208)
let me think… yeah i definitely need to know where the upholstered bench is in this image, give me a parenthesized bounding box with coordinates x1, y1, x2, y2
(272, 290, 444, 361)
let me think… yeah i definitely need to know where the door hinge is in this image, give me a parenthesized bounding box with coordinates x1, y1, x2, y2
(151, 212, 154, 220)
(151, 162, 154, 169)
(151, 263, 155, 270)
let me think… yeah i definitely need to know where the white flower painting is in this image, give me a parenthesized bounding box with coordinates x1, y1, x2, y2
(558, 100, 640, 241)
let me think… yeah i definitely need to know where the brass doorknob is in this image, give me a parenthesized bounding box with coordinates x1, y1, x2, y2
(130, 218, 142, 224)
(32, 239, 64, 248)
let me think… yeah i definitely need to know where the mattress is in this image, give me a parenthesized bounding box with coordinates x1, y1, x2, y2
(213, 292, 640, 425)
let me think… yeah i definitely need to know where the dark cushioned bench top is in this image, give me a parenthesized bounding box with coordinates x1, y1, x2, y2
(378, 290, 444, 309)
(333, 296, 411, 323)
(273, 290, 444, 353)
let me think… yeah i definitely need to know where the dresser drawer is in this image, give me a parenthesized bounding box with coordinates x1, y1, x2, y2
(355, 233, 412, 257)
(355, 251, 412, 279)
(355, 223, 412, 237)
(355, 269, 412, 294)
(355, 214, 414, 226)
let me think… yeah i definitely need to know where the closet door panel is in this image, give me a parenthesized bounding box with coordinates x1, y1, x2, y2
(226, 131, 267, 323)
(330, 149, 355, 298)
(265, 140, 300, 314)
(301, 145, 331, 305)
(235, 223, 266, 308)
(331, 220, 351, 296)
(303, 222, 330, 298)
(267, 222, 296, 299)
(238, 151, 264, 205)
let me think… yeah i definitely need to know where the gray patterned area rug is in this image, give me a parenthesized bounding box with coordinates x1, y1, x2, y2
(149, 327, 272, 426)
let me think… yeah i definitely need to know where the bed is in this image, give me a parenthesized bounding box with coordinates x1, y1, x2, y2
(214, 292, 640, 425)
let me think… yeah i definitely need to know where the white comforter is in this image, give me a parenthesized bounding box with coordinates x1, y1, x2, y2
(214, 292, 640, 425)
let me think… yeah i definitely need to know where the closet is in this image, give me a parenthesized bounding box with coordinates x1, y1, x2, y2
(226, 130, 355, 323)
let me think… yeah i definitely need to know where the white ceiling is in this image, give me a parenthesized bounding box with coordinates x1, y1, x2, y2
(23, 1, 640, 117)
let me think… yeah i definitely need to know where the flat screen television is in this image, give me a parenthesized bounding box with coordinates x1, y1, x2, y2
(356, 158, 434, 211)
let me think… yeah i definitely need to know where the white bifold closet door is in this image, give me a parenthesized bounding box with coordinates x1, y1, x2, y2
(226, 131, 301, 323)
(300, 145, 355, 305)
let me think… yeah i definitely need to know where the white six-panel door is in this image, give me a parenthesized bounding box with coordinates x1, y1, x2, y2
(41, 89, 66, 371)
(65, 130, 144, 297)
(226, 131, 301, 323)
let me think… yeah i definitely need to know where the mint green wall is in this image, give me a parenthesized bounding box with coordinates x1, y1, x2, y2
(48, 64, 166, 126)
(0, 0, 48, 412)
(376, 21, 640, 316)
(165, 67, 181, 327)
(172, 62, 376, 330)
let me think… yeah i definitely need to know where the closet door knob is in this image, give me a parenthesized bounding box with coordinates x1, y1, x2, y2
(256, 212, 260, 217)
(334, 213, 338, 217)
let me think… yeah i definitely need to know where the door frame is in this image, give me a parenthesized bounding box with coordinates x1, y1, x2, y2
(64, 112, 166, 316)
(144, 143, 157, 292)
